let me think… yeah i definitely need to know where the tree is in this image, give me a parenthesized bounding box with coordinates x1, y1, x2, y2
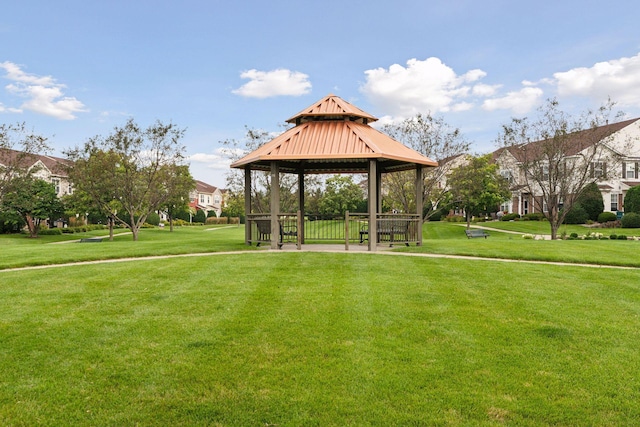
(2, 176, 64, 237)
(318, 175, 366, 216)
(0, 122, 50, 199)
(447, 154, 510, 229)
(157, 164, 195, 232)
(623, 185, 640, 214)
(497, 98, 625, 239)
(66, 119, 189, 241)
(380, 113, 470, 217)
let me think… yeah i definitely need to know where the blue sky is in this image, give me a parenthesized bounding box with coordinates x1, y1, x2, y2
(2, 0, 640, 187)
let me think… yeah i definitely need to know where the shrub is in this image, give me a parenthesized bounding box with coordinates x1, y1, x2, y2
(445, 215, 465, 223)
(598, 212, 618, 223)
(621, 212, 640, 228)
(501, 213, 520, 221)
(570, 232, 579, 239)
(206, 217, 229, 225)
(39, 228, 63, 235)
(194, 209, 206, 223)
(146, 212, 161, 226)
(577, 182, 605, 221)
(563, 204, 589, 224)
(610, 234, 617, 240)
(624, 185, 640, 214)
(618, 235, 628, 240)
(522, 212, 545, 221)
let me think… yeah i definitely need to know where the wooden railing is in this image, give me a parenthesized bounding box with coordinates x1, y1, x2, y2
(247, 212, 421, 249)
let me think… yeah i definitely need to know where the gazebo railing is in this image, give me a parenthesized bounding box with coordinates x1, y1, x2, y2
(348, 213, 421, 246)
(247, 213, 301, 248)
(247, 212, 421, 248)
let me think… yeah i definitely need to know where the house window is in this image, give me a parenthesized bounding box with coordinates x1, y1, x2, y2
(611, 194, 619, 211)
(542, 164, 549, 181)
(590, 162, 606, 179)
(499, 170, 513, 184)
(51, 178, 60, 194)
(624, 162, 638, 179)
(67, 183, 73, 195)
(200, 194, 205, 204)
(207, 196, 211, 204)
(214, 195, 221, 205)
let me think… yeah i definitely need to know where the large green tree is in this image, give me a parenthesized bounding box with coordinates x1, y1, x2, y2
(447, 154, 510, 229)
(2, 176, 64, 238)
(66, 119, 190, 241)
(318, 175, 366, 216)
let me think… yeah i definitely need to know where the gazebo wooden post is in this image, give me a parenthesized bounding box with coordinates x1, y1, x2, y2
(368, 159, 378, 252)
(270, 161, 280, 249)
(415, 165, 424, 246)
(244, 165, 251, 245)
(298, 169, 305, 244)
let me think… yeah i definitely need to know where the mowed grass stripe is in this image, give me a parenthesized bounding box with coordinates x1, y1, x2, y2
(2, 253, 640, 425)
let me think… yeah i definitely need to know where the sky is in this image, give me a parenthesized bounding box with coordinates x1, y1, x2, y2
(2, 0, 640, 188)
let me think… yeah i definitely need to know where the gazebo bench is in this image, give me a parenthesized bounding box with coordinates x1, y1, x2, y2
(254, 219, 297, 248)
(465, 229, 489, 239)
(360, 219, 410, 246)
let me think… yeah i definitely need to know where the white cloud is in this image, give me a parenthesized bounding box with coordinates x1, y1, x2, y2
(553, 53, 640, 107)
(0, 61, 87, 120)
(482, 87, 544, 114)
(232, 68, 311, 98)
(360, 57, 492, 119)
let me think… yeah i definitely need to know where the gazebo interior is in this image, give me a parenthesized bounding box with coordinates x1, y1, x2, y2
(230, 94, 437, 251)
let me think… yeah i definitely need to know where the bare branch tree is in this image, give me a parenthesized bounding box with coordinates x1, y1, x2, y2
(496, 98, 630, 239)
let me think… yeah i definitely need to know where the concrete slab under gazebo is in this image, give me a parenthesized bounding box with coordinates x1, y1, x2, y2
(230, 94, 437, 251)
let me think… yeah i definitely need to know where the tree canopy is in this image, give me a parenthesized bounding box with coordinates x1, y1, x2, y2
(447, 154, 510, 229)
(66, 119, 191, 241)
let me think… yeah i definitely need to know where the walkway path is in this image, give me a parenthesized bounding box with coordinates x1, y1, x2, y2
(2, 244, 637, 273)
(457, 223, 552, 240)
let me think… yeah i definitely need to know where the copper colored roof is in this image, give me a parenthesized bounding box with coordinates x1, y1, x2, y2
(286, 94, 378, 124)
(231, 94, 437, 174)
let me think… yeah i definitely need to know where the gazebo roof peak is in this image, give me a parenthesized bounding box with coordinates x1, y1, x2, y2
(286, 94, 378, 125)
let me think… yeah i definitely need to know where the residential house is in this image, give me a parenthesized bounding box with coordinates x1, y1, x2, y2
(189, 180, 227, 218)
(0, 148, 73, 198)
(493, 117, 640, 215)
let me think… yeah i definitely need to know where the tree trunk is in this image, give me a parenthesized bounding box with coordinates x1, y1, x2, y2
(25, 214, 39, 238)
(108, 216, 115, 241)
(169, 215, 174, 232)
(466, 210, 471, 229)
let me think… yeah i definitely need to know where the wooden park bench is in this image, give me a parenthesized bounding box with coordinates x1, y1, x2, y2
(254, 219, 297, 248)
(79, 237, 103, 243)
(360, 219, 411, 246)
(465, 229, 489, 239)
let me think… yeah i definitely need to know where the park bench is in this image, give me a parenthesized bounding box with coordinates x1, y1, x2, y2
(465, 229, 489, 239)
(254, 219, 297, 248)
(79, 237, 103, 243)
(360, 219, 411, 246)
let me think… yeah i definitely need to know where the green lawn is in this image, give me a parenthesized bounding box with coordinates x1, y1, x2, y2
(1, 223, 640, 425)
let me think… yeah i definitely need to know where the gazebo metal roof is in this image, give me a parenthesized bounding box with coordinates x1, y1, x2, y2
(230, 94, 437, 174)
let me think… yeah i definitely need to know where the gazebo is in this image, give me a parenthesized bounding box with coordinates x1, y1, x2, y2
(230, 94, 437, 251)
